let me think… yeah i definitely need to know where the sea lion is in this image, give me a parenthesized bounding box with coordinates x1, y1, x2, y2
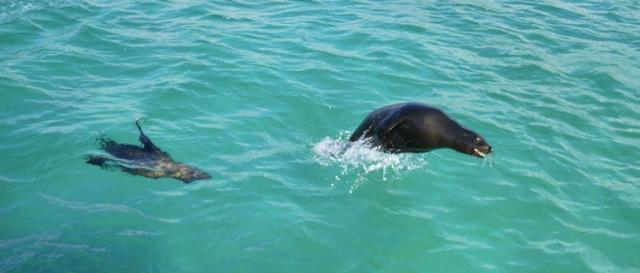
(349, 102, 492, 158)
(86, 119, 211, 183)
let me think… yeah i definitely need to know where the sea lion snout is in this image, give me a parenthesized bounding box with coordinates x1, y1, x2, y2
(467, 135, 492, 158)
(472, 143, 492, 158)
(453, 130, 493, 158)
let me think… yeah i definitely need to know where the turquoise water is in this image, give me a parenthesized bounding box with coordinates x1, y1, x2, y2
(2, 0, 639, 272)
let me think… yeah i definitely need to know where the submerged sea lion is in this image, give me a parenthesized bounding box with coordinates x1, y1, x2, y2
(86, 119, 210, 183)
(349, 102, 493, 158)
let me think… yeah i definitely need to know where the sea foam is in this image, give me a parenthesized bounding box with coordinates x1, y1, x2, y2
(313, 131, 426, 193)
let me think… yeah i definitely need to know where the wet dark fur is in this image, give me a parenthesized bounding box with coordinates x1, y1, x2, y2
(86, 121, 210, 183)
(349, 102, 492, 158)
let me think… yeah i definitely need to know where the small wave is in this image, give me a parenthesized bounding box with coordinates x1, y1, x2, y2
(0, 1, 38, 23)
(40, 194, 180, 224)
(0, 1, 67, 24)
(312, 131, 426, 193)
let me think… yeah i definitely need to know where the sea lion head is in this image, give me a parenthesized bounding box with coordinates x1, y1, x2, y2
(454, 129, 492, 158)
(172, 164, 211, 183)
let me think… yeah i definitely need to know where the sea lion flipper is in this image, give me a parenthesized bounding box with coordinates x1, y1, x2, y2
(86, 155, 107, 166)
(139, 135, 159, 152)
(135, 118, 145, 136)
(374, 115, 409, 152)
(135, 119, 162, 152)
(135, 121, 173, 159)
(86, 155, 119, 171)
(96, 135, 118, 150)
(377, 116, 406, 141)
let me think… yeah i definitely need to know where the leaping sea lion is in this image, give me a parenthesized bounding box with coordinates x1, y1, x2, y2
(86, 119, 211, 183)
(349, 102, 493, 158)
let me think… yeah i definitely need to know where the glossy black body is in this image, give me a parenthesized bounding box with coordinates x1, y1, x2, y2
(349, 102, 492, 157)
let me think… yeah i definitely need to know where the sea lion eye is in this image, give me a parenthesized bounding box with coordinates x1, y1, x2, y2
(474, 137, 481, 143)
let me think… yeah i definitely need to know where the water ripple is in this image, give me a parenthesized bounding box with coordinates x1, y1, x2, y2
(2, 0, 640, 272)
(40, 194, 180, 224)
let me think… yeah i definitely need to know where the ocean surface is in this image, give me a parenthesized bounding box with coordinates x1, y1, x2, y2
(1, 1, 639, 272)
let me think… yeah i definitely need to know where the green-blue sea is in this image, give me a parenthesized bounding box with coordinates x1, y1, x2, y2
(2, 1, 639, 272)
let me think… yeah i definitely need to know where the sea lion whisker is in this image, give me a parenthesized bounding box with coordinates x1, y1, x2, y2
(487, 153, 496, 168)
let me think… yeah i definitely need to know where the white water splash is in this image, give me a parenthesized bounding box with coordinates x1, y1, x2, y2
(313, 131, 426, 193)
